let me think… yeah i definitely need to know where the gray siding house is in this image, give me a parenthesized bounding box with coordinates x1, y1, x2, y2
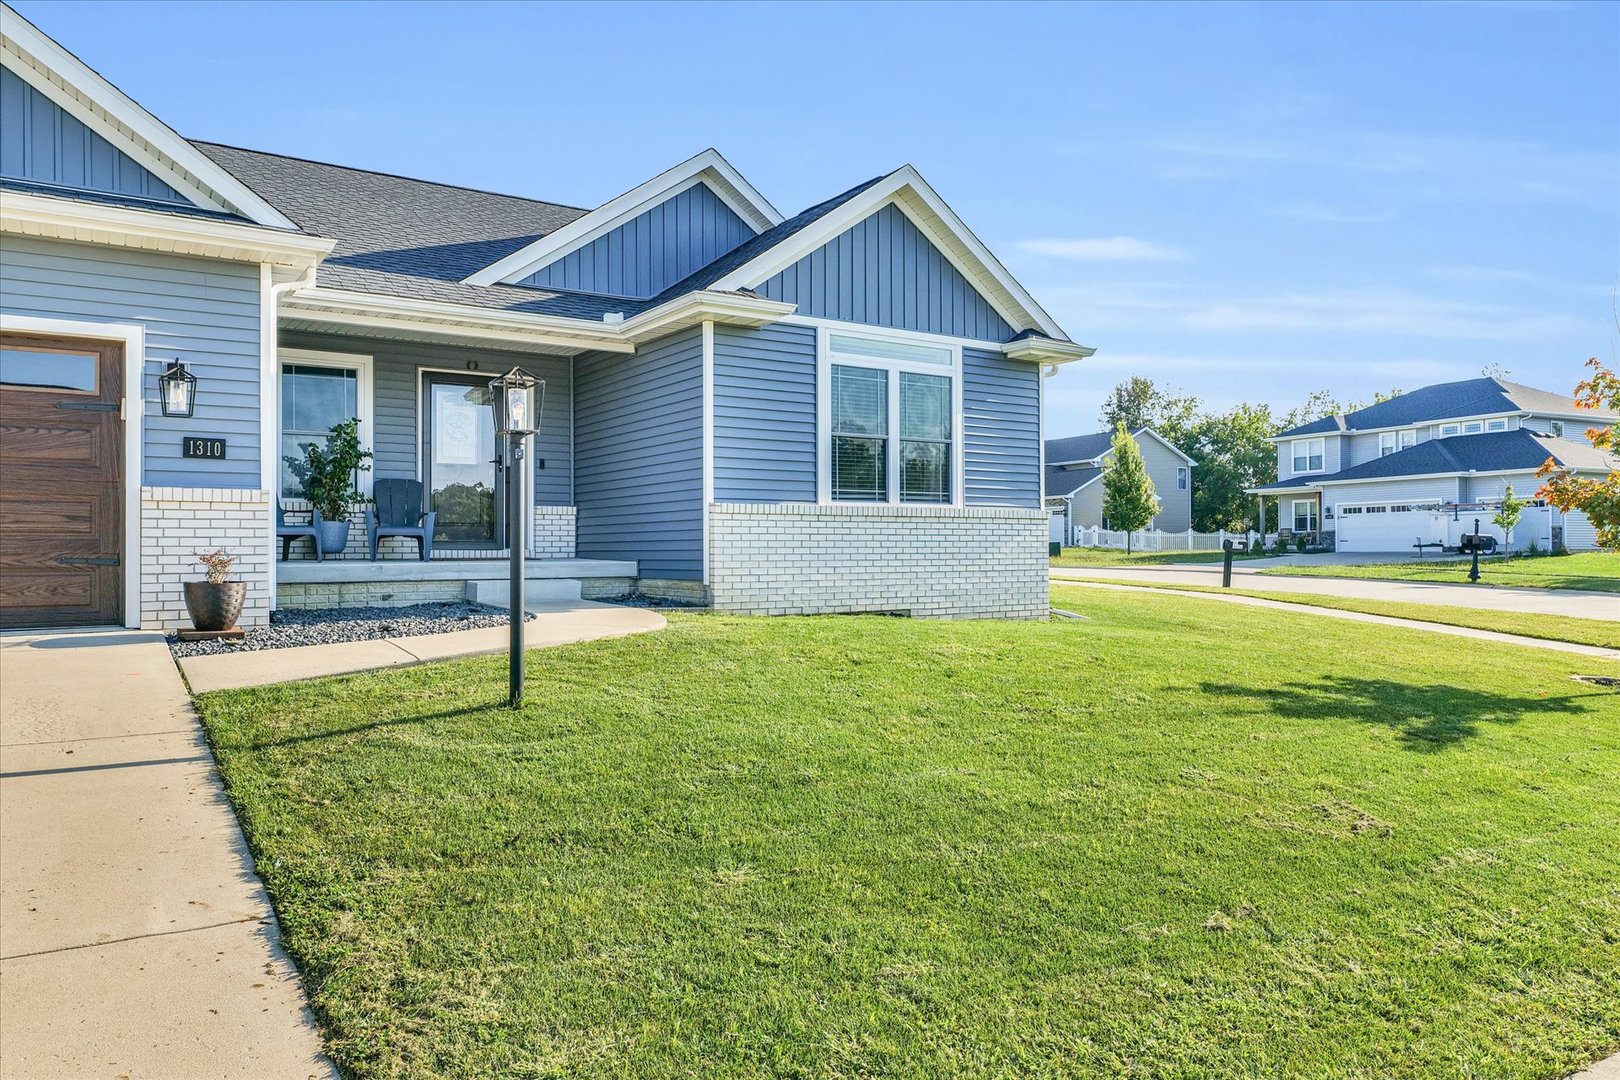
(1248, 378, 1616, 552)
(0, 4, 1093, 630)
(1044, 428, 1194, 537)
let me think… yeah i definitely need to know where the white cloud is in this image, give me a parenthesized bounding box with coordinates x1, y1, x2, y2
(1014, 236, 1188, 262)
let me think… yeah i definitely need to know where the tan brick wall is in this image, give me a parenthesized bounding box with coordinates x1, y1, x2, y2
(276, 580, 468, 609)
(140, 487, 271, 630)
(707, 503, 1048, 619)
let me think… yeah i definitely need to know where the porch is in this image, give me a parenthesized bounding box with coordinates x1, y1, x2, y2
(275, 557, 637, 610)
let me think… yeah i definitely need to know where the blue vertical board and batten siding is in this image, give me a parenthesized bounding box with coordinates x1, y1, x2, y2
(962, 347, 1042, 507)
(755, 204, 1013, 342)
(573, 329, 704, 578)
(519, 183, 754, 299)
(0, 64, 190, 205)
(0, 235, 261, 487)
(712, 323, 818, 502)
(278, 331, 573, 505)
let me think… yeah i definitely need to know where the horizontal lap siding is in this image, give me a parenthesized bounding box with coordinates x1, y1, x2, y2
(963, 348, 1040, 507)
(713, 323, 817, 502)
(573, 329, 703, 578)
(755, 204, 1012, 342)
(279, 331, 573, 505)
(0, 235, 260, 487)
(521, 183, 753, 299)
(1320, 477, 1461, 507)
(1, 64, 189, 204)
(1134, 436, 1192, 532)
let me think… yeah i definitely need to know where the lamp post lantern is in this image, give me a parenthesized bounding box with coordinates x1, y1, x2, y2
(488, 367, 544, 708)
(158, 360, 197, 418)
(1468, 516, 1482, 583)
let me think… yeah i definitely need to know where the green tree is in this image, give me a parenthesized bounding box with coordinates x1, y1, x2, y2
(1492, 484, 1527, 553)
(1099, 376, 1200, 446)
(1185, 403, 1282, 532)
(1538, 357, 1620, 550)
(1102, 423, 1159, 553)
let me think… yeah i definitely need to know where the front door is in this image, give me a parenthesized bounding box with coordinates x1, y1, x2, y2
(422, 372, 503, 549)
(0, 333, 124, 628)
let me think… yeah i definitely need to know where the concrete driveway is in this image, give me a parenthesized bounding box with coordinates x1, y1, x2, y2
(0, 629, 332, 1080)
(1050, 564, 1619, 621)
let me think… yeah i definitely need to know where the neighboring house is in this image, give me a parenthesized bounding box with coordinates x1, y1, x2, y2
(1044, 427, 1194, 538)
(0, 5, 1094, 631)
(1248, 378, 1617, 552)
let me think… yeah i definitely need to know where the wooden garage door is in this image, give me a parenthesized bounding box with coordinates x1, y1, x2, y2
(0, 333, 124, 628)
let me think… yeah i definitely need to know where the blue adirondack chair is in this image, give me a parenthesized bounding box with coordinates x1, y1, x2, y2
(365, 479, 436, 561)
(276, 502, 324, 561)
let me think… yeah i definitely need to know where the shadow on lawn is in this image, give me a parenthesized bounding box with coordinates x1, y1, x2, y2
(243, 702, 501, 752)
(1198, 676, 1602, 751)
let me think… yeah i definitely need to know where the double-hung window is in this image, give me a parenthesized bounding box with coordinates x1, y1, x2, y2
(1378, 432, 1397, 457)
(1176, 466, 1188, 490)
(1399, 429, 1416, 450)
(823, 330, 959, 505)
(1290, 437, 1324, 473)
(279, 349, 371, 499)
(1292, 499, 1318, 533)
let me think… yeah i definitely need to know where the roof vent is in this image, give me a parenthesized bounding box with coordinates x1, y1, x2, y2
(603, 312, 624, 324)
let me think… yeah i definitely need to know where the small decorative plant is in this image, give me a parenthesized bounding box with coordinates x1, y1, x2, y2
(194, 548, 237, 584)
(287, 418, 373, 522)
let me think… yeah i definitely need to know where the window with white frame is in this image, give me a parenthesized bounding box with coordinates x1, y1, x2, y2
(1176, 466, 1188, 490)
(1378, 432, 1398, 457)
(823, 330, 959, 504)
(279, 350, 371, 499)
(1462, 420, 1483, 434)
(1438, 423, 1460, 437)
(1550, 420, 1564, 437)
(1486, 418, 1507, 431)
(1290, 437, 1324, 473)
(1400, 428, 1416, 450)
(1292, 499, 1318, 532)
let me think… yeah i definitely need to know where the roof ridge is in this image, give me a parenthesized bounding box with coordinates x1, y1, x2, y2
(190, 139, 591, 213)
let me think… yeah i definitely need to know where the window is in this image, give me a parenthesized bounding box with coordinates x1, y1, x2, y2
(1438, 423, 1460, 438)
(1550, 420, 1564, 437)
(1292, 499, 1318, 533)
(1462, 421, 1483, 434)
(0, 344, 97, 393)
(1378, 432, 1397, 457)
(1389, 504, 1412, 513)
(1364, 505, 1388, 514)
(1339, 505, 1363, 515)
(830, 365, 887, 501)
(1290, 437, 1324, 473)
(279, 351, 371, 499)
(822, 329, 959, 504)
(1176, 466, 1188, 490)
(1400, 429, 1416, 450)
(1486, 418, 1507, 432)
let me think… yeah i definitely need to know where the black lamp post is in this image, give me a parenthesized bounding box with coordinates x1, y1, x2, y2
(488, 367, 543, 708)
(1468, 516, 1482, 583)
(158, 360, 197, 418)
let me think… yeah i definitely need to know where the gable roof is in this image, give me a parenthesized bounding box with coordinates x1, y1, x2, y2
(462, 149, 782, 287)
(1315, 429, 1614, 484)
(706, 165, 1071, 341)
(1277, 377, 1617, 438)
(1045, 464, 1102, 498)
(1045, 426, 1197, 468)
(1, 3, 295, 229)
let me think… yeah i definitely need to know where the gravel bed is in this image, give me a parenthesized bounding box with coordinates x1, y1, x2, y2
(595, 593, 705, 609)
(168, 601, 532, 658)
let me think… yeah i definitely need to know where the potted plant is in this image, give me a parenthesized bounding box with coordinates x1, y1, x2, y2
(286, 418, 372, 555)
(185, 549, 246, 632)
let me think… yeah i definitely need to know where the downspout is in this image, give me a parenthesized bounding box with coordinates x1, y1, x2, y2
(261, 263, 319, 613)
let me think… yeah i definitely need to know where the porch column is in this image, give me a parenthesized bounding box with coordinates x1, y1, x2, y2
(1256, 495, 1265, 546)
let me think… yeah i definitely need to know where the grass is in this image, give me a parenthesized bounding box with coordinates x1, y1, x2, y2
(197, 594, 1620, 1079)
(1049, 545, 1260, 567)
(1260, 551, 1620, 593)
(1051, 579, 1620, 651)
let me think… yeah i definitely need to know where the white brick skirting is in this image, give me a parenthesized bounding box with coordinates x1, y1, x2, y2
(140, 487, 272, 631)
(532, 506, 577, 558)
(279, 503, 576, 560)
(707, 503, 1049, 619)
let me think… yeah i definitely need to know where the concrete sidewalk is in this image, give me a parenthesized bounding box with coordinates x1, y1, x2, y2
(1052, 565, 1619, 621)
(178, 599, 667, 693)
(0, 628, 333, 1080)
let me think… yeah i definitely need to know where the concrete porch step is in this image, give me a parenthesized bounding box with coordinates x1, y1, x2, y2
(465, 577, 583, 606)
(277, 558, 635, 585)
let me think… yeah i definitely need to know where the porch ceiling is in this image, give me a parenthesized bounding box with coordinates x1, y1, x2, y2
(278, 316, 588, 357)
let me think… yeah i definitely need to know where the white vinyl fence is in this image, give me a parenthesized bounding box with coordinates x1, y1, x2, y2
(1067, 525, 1258, 552)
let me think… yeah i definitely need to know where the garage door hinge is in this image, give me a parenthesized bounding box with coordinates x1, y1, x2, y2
(58, 556, 120, 567)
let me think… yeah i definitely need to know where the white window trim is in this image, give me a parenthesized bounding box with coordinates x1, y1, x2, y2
(1290, 437, 1325, 474)
(815, 324, 964, 507)
(412, 364, 534, 556)
(0, 312, 144, 627)
(1176, 466, 1188, 490)
(277, 347, 373, 502)
(1291, 498, 1319, 532)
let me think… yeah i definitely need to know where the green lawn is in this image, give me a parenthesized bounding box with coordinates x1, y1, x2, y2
(1051, 579, 1620, 651)
(1260, 552, 1620, 593)
(198, 594, 1619, 1079)
(1050, 544, 1256, 567)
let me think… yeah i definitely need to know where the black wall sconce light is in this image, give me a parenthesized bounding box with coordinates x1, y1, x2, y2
(158, 359, 196, 418)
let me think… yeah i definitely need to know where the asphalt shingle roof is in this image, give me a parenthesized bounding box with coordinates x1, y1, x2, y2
(1252, 430, 1613, 493)
(1044, 430, 1116, 464)
(1045, 463, 1102, 497)
(1277, 377, 1615, 438)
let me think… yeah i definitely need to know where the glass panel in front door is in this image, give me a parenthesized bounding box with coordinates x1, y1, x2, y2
(425, 377, 502, 547)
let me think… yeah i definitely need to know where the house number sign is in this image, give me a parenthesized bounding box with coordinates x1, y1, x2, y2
(181, 437, 227, 459)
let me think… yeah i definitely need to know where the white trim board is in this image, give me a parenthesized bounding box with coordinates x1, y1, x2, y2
(0, 311, 145, 628)
(464, 149, 783, 287)
(0, 6, 297, 229)
(709, 165, 1073, 343)
(277, 346, 374, 500)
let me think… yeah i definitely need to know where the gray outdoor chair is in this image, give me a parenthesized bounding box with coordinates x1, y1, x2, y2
(365, 479, 436, 561)
(276, 502, 324, 562)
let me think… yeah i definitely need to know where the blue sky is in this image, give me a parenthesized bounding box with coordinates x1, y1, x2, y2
(18, 0, 1619, 433)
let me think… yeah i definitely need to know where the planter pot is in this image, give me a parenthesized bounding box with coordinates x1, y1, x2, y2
(183, 581, 246, 632)
(317, 518, 352, 556)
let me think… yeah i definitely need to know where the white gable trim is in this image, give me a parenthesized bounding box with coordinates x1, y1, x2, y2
(1, 5, 298, 230)
(710, 165, 1071, 342)
(463, 149, 783, 287)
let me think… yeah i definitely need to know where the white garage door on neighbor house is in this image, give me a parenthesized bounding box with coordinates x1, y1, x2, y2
(1333, 504, 1446, 552)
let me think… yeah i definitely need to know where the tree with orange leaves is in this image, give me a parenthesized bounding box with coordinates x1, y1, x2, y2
(1536, 357, 1620, 551)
